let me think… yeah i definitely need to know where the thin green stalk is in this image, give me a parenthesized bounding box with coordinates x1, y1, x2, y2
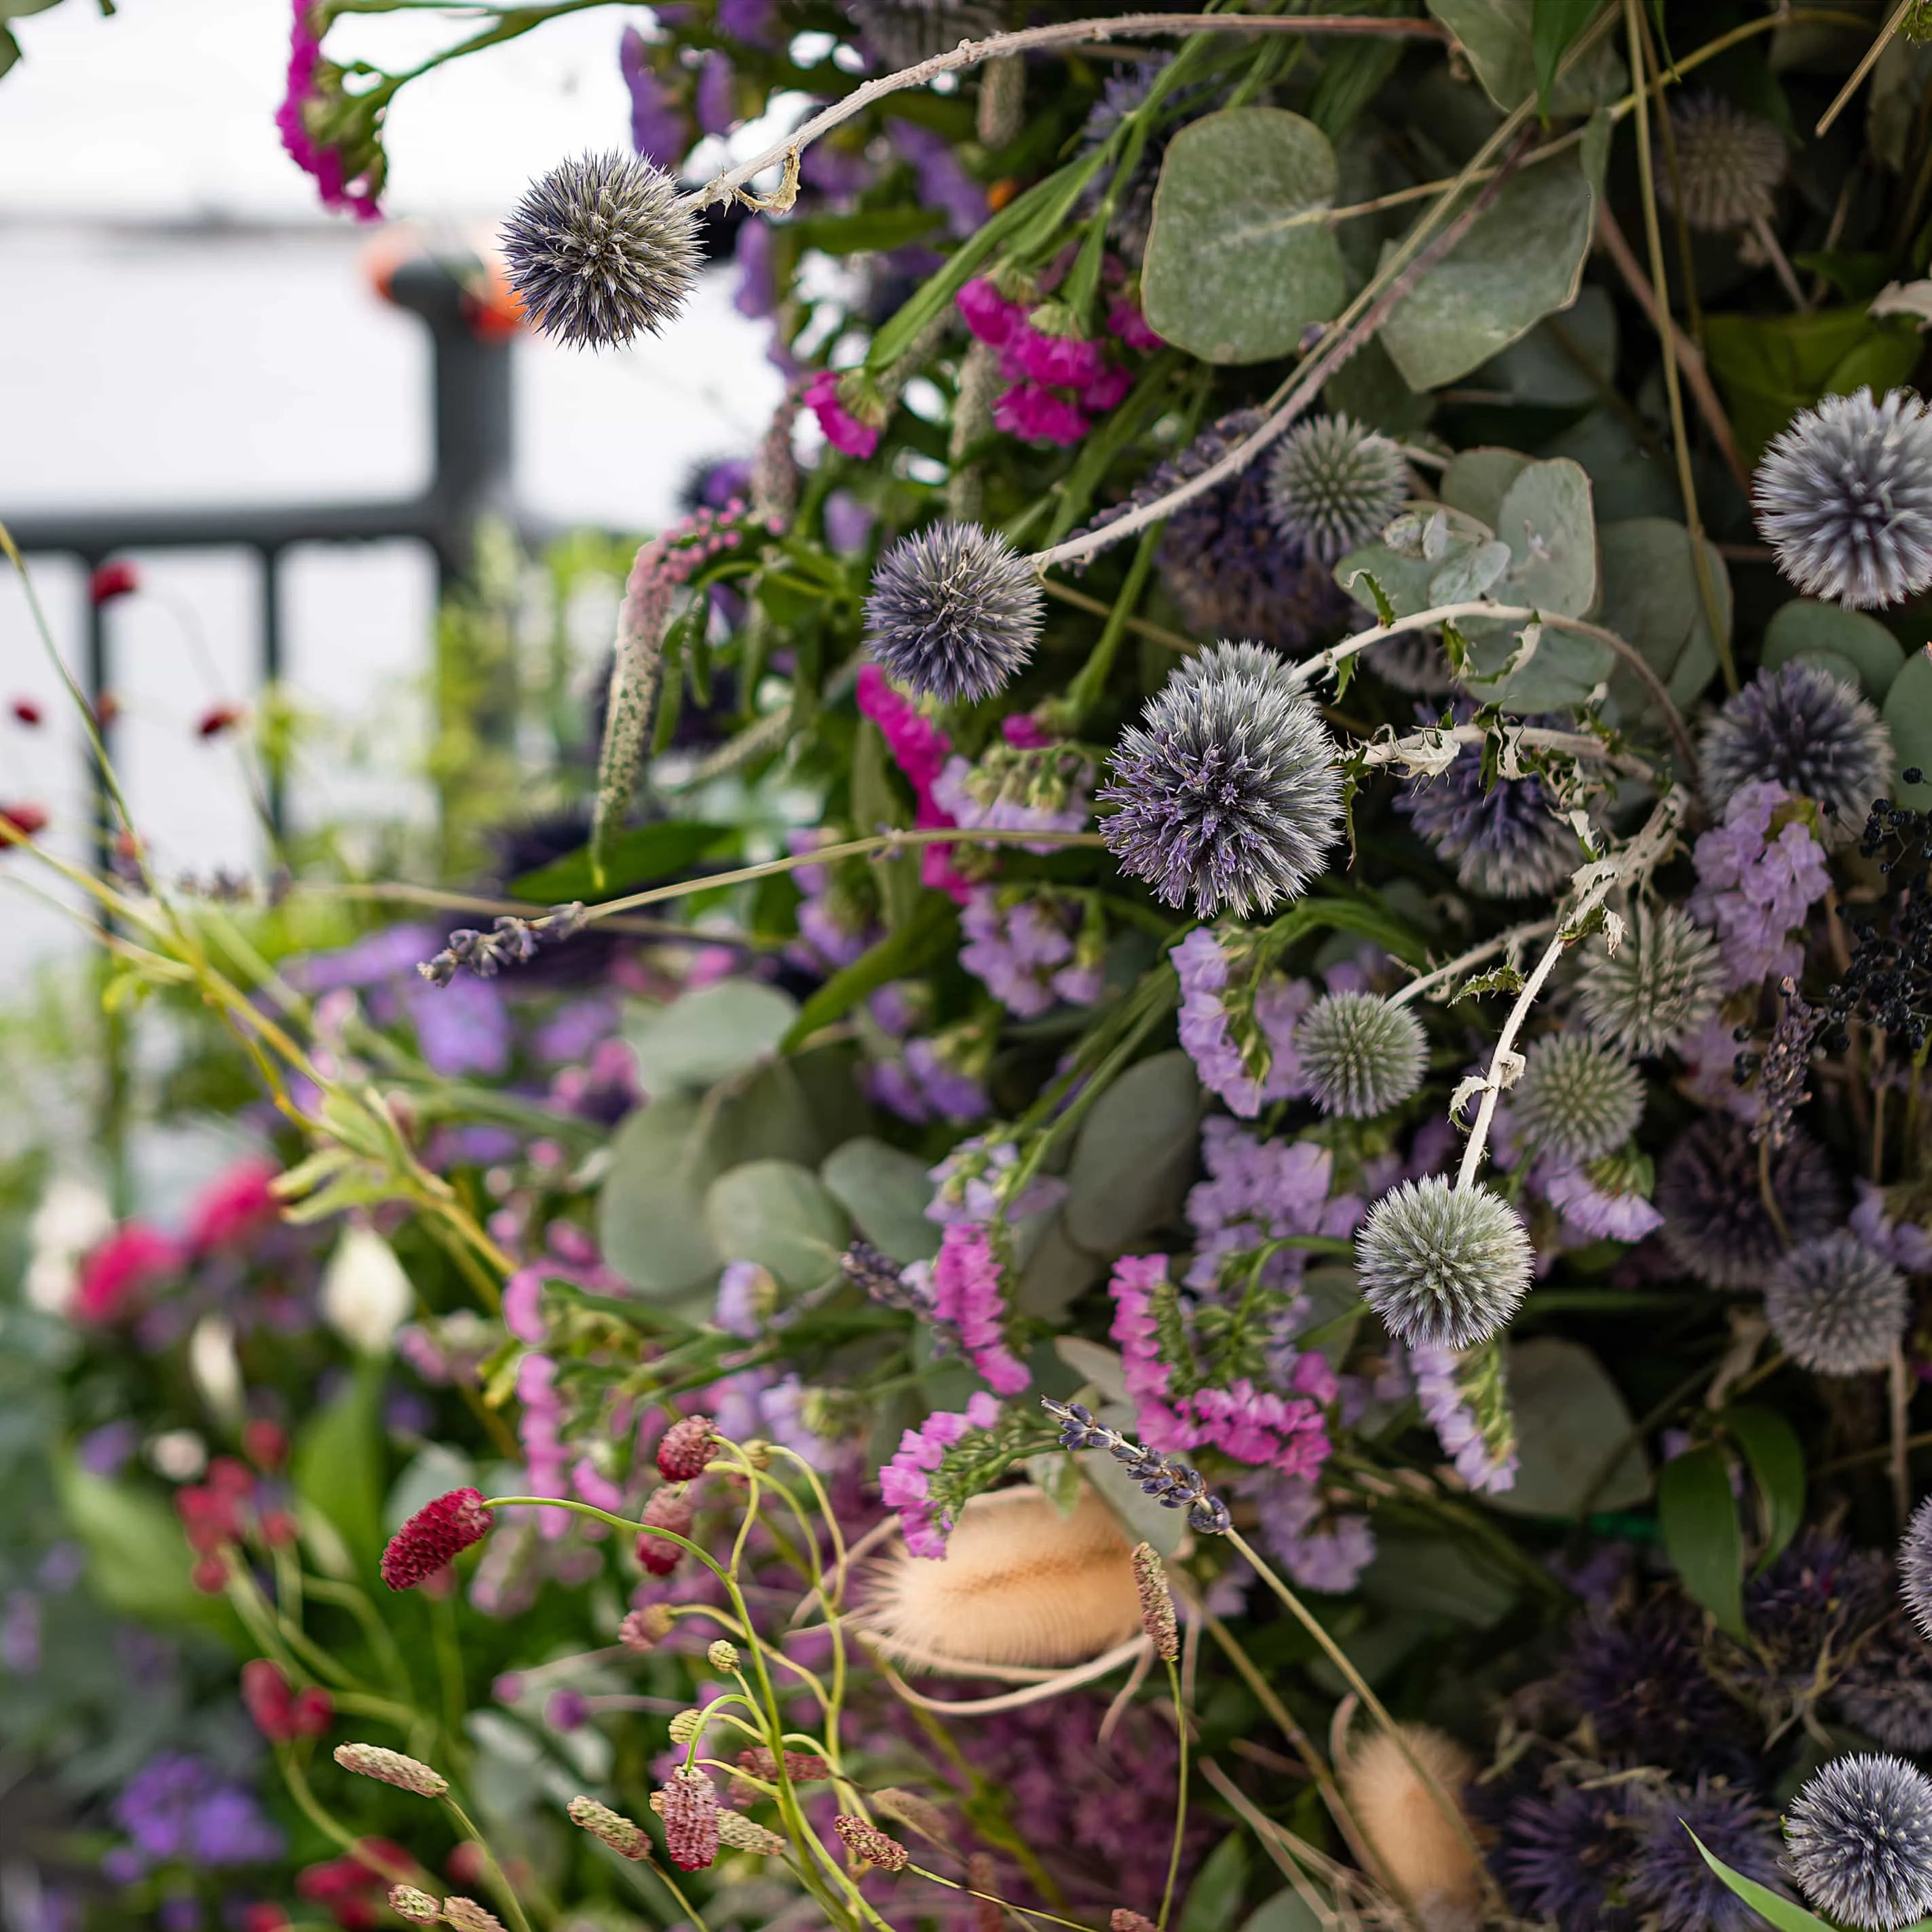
(907, 1865, 1106, 1932)
(440, 1795, 536, 1932)
(1059, 523, 1164, 727)
(1159, 1658, 1188, 1931)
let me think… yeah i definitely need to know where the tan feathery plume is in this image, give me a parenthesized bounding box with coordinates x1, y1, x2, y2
(859, 1483, 1141, 1670)
(1338, 1723, 1485, 1931)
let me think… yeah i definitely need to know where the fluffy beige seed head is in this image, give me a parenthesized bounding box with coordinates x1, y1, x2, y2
(1338, 1724, 1483, 1928)
(333, 1743, 449, 1798)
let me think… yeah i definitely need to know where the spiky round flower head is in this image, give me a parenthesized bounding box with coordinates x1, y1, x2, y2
(1900, 1496, 1932, 1644)
(656, 1413, 715, 1482)
(1656, 1114, 1842, 1289)
(1754, 387, 1932, 609)
(846, 0, 996, 69)
(1834, 1612, 1932, 1753)
(1397, 704, 1578, 899)
(1356, 1177, 1534, 1350)
(381, 1488, 494, 1591)
(1764, 1230, 1909, 1375)
(569, 1796, 651, 1861)
(658, 1768, 721, 1871)
(1512, 1034, 1645, 1165)
(835, 1816, 910, 1872)
(1701, 661, 1894, 835)
(333, 1743, 448, 1798)
(1785, 1754, 1932, 1929)
(1656, 93, 1787, 231)
(1265, 413, 1408, 563)
(1578, 902, 1724, 1057)
(1298, 991, 1427, 1118)
(1629, 1779, 1788, 1932)
(388, 1889, 442, 1926)
(500, 152, 700, 349)
(442, 1901, 506, 1932)
(864, 522, 1043, 704)
(1099, 641, 1343, 918)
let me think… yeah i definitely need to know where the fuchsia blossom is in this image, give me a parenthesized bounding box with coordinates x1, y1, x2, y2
(185, 1158, 280, 1255)
(957, 276, 1145, 448)
(880, 1390, 1001, 1557)
(856, 666, 971, 899)
(516, 1355, 572, 1536)
(805, 371, 881, 459)
(959, 277, 1026, 347)
(930, 1224, 1030, 1395)
(1107, 296, 1164, 352)
(994, 383, 1091, 447)
(276, 1, 382, 222)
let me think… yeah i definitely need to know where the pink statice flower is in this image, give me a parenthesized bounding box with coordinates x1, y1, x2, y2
(185, 1158, 280, 1255)
(276, 1, 382, 221)
(993, 382, 1091, 447)
(805, 370, 882, 459)
(75, 1224, 180, 1325)
(930, 1224, 1030, 1395)
(879, 1390, 1001, 1557)
(1107, 295, 1164, 352)
(856, 665, 970, 899)
(958, 276, 1027, 348)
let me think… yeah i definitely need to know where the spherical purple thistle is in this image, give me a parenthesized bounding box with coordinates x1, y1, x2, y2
(1297, 990, 1427, 1118)
(1785, 1753, 1932, 1930)
(1899, 1495, 1932, 1644)
(1754, 387, 1932, 609)
(1099, 641, 1343, 917)
(1498, 1781, 1630, 1931)
(501, 152, 701, 349)
(1513, 1034, 1645, 1165)
(1264, 413, 1408, 563)
(1397, 704, 1578, 899)
(1577, 902, 1724, 1058)
(1564, 1598, 1751, 1776)
(1701, 662, 1894, 837)
(864, 521, 1043, 704)
(846, 0, 996, 69)
(1655, 93, 1787, 231)
(1764, 1230, 1908, 1375)
(1631, 1780, 1787, 1932)
(1834, 1612, 1932, 1753)
(1356, 1177, 1533, 1351)
(1654, 1114, 1842, 1289)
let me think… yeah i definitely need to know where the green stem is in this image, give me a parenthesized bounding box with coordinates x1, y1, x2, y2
(1158, 1658, 1188, 1931)
(1059, 524, 1164, 727)
(440, 1795, 536, 1932)
(907, 1865, 1106, 1932)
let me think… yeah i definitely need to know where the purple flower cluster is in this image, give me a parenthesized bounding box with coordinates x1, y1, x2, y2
(1184, 1118, 1360, 1293)
(879, 1390, 1000, 1558)
(865, 1019, 992, 1124)
(1690, 780, 1832, 989)
(1411, 1346, 1517, 1494)
(1243, 1469, 1376, 1593)
(1853, 1179, 1932, 1273)
(927, 1136, 1067, 1227)
(788, 829, 882, 972)
(960, 889, 1101, 1016)
(1173, 928, 1314, 1116)
(930, 737, 1095, 844)
(107, 1754, 284, 1878)
(1538, 1159, 1664, 1242)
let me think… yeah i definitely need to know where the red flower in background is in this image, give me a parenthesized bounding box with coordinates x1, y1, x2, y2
(186, 1158, 281, 1255)
(74, 1222, 179, 1323)
(243, 1659, 335, 1743)
(88, 561, 140, 605)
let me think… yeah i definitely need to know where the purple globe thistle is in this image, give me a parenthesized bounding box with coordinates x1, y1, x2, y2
(1736, 1532, 1892, 1709)
(1264, 413, 1409, 563)
(1578, 902, 1724, 1058)
(1754, 387, 1932, 609)
(1297, 990, 1427, 1118)
(1513, 1034, 1645, 1165)
(865, 521, 1044, 704)
(1701, 662, 1893, 837)
(1564, 1598, 1751, 1775)
(1834, 1612, 1932, 1753)
(1655, 94, 1787, 231)
(1654, 1114, 1842, 1289)
(1356, 1177, 1534, 1350)
(1764, 1230, 1909, 1376)
(1629, 1779, 1788, 1932)
(501, 152, 701, 349)
(1498, 1781, 1637, 1932)
(1099, 641, 1343, 917)
(1397, 704, 1580, 899)
(1899, 1494, 1932, 1644)
(1785, 1753, 1932, 1930)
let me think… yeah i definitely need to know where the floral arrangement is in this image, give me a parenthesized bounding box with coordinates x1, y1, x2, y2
(15, 0, 1932, 1929)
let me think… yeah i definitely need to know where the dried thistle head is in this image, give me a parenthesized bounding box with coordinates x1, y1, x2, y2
(859, 1483, 1142, 1670)
(1338, 1723, 1484, 1926)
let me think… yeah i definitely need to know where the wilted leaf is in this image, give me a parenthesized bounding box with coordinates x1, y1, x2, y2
(1142, 107, 1348, 364)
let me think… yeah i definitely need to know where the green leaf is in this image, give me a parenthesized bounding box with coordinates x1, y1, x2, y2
(512, 820, 734, 901)
(1441, 447, 1532, 527)
(820, 1137, 942, 1264)
(1063, 1049, 1202, 1255)
(1237, 1891, 1325, 1932)
(1141, 107, 1348, 364)
(1473, 284, 1616, 407)
(1658, 1443, 1745, 1639)
(1887, 651, 1932, 801)
(780, 895, 959, 1050)
(1598, 518, 1732, 722)
(1703, 307, 1922, 461)
(1359, 1532, 1518, 1628)
(53, 1452, 235, 1633)
(626, 979, 798, 1093)
(292, 1358, 387, 1571)
(597, 1093, 727, 1297)
(1686, 1830, 1830, 1932)
(1378, 155, 1596, 391)
(1489, 1337, 1650, 1519)
(1723, 1405, 1805, 1574)
(1532, 0, 1605, 109)
(1177, 1831, 1250, 1932)
(1764, 600, 1906, 700)
(787, 206, 943, 255)
(1012, 1212, 1107, 1317)
(704, 1159, 850, 1290)
(1426, 0, 1625, 114)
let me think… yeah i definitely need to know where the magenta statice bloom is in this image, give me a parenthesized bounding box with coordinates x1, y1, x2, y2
(1412, 1346, 1517, 1494)
(856, 664, 971, 899)
(1011, 328, 1108, 390)
(1690, 780, 1832, 989)
(880, 1390, 1001, 1557)
(1107, 296, 1164, 351)
(994, 382, 1090, 446)
(516, 1354, 572, 1536)
(958, 276, 1027, 347)
(1173, 929, 1314, 1118)
(620, 28, 692, 169)
(276, 1, 381, 221)
(1186, 1118, 1358, 1292)
(931, 1224, 1030, 1395)
(1540, 1162, 1665, 1240)
(1004, 713, 1054, 749)
(1080, 362, 1133, 413)
(1243, 1469, 1375, 1593)
(806, 370, 882, 459)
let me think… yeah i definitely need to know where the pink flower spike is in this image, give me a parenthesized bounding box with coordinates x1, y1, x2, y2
(805, 370, 881, 459)
(1012, 328, 1107, 391)
(958, 276, 1026, 347)
(1080, 363, 1133, 413)
(1107, 296, 1164, 351)
(994, 383, 1090, 447)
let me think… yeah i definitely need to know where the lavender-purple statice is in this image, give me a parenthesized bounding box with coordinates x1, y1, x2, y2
(1411, 1344, 1517, 1493)
(1689, 780, 1832, 989)
(111, 1755, 284, 1873)
(927, 1135, 1065, 1226)
(1173, 928, 1312, 1117)
(1184, 1117, 1359, 1293)
(1242, 1469, 1375, 1592)
(960, 889, 1099, 1017)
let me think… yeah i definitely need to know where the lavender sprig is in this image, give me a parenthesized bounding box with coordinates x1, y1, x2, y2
(418, 905, 587, 987)
(1041, 1397, 1231, 1534)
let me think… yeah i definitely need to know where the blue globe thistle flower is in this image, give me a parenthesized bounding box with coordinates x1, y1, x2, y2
(1898, 1495, 1932, 1644)
(1297, 990, 1428, 1118)
(846, 0, 996, 68)
(1701, 662, 1894, 837)
(1099, 641, 1343, 917)
(1785, 1754, 1932, 1931)
(864, 521, 1044, 704)
(1655, 1114, 1842, 1289)
(1397, 704, 1579, 899)
(1656, 94, 1787, 232)
(1578, 902, 1724, 1058)
(1754, 387, 1932, 609)
(1735, 1531, 1891, 1709)
(1834, 1612, 1932, 1754)
(1629, 1779, 1788, 1932)
(1498, 1781, 1637, 1932)
(1513, 1034, 1646, 1165)
(1264, 413, 1409, 564)
(1356, 1177, 1533, 1351)
(501, 152, 701, 349)
(1764, 1230, 1909, 1376)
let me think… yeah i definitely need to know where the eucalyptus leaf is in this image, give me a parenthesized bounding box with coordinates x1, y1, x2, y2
(597, 1093, 727, 1296)
(1440, 448, 1531, 527)
(1764, 599, 1907, 700)
(1598, 518, 1732, 722)
(1062, 1049, 1202, 1255)
(1472, 285, 1617, 407)
(1053, 1336, 1129, 1405)
(625, 980, 798, 1095)
(1237, 1891, 1324, 1932)
(820, 1137, 941, 1264)
(1884, 651, 1932, 803)
(1359, 1532, 1517, 1628)
(704, 1159, 850, 1290)
(1013, 1212, 1107, 1317)
(1488, 1337, 1649, 1518)
(1426, 0, 1625, 112)
(1142, 107, 1348, 364)
(1378, 157, 1597, 391)
(1493, 458, 1598, 616)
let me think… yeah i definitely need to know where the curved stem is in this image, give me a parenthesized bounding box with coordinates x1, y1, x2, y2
(1158, 1657, 1188, 1931)
(1386, 919, 1558, 1010)
(440, 1794, 535, 1932)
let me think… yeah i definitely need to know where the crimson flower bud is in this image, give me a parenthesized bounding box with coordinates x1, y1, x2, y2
(89, 561, 140, 605)
(380, 1488, 495, 1591)
(656, 1414, 715, 1482)
(635, 1486, 694, 1577)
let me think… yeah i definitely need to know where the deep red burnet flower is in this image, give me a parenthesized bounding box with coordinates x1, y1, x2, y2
(191, 1554, 230, 1594)
(74, 1221, 179, 1322)
(297, 1841, 414, 1932)
(243, 1659, 335, 1742)
(0, 803, 48, 841)
(177, 1477, 249, 1555)
(656, 1413, 715, 1481)
(89, 561, 140, 605)
(243, 1417, 288, 1471)
(380, 1488, 495, 1590)
(635, 1484, 695, 1576)
(198, 702, 247, 740)
(658, 1768, 720, 1870)
(9, 698, 41, 727)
